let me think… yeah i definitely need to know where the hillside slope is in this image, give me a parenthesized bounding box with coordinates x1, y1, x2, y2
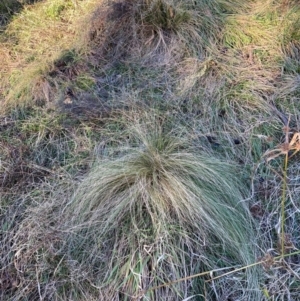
(1, 0, 300, 300)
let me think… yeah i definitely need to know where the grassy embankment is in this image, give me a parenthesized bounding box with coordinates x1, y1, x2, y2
(1, 0, 300, 300)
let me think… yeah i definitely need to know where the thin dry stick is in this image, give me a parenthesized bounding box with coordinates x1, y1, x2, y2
(143, 267, 232, 295)
(206, 261, 264, 282)
(281, 152, 288, 259)
(207, 251, 300, 283)
(142, 250, 300, 296)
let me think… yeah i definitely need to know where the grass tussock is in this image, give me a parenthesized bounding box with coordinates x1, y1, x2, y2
(65, 120, 259, 300)
(82, 0, 249, 68)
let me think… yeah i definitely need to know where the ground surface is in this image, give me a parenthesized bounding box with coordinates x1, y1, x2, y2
(1, 0, 300, 300)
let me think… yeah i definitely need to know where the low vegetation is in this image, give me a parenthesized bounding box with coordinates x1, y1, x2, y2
(1, 0, 300, 300)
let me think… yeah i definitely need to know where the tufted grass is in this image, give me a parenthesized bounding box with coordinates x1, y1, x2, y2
(64, 119, 260, 300)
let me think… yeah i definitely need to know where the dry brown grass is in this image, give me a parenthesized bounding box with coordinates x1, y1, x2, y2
(1, 0, 300, 300)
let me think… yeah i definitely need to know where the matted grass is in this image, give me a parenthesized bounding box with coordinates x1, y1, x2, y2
(1, 0, 300, 300)
(0, 0, 101, 111)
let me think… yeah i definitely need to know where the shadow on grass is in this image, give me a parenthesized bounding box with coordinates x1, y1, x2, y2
(0, 0, 42, 28)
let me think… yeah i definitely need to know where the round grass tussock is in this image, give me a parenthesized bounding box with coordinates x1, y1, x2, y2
(65, 125, 260, 300)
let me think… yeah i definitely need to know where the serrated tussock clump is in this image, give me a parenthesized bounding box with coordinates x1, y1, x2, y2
(65, 124, 260, 300)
